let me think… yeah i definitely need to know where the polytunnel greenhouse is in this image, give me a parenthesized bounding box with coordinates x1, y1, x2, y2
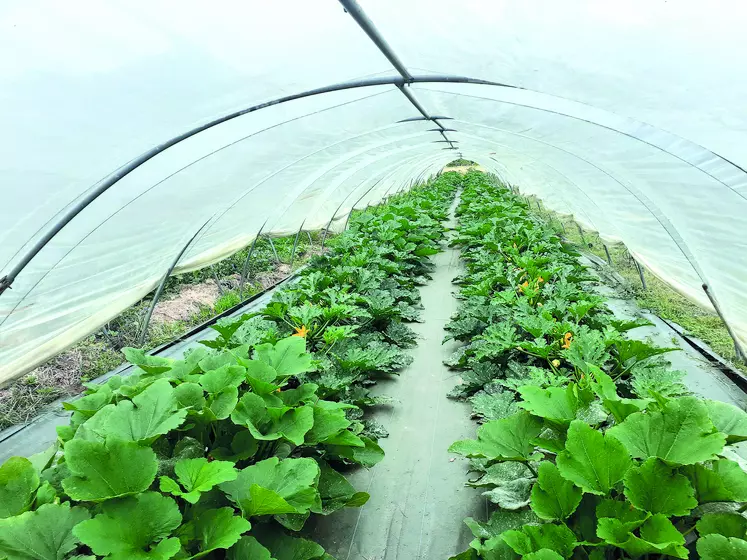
(2, 0, 747, 558)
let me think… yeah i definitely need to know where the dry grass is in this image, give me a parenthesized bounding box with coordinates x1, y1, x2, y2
(152, 281, 220, 324)
(0, 342, 121, 429)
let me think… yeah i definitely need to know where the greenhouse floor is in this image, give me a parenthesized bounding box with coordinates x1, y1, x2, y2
(309, 193, 485, 559)
(1, 196, 746, 557)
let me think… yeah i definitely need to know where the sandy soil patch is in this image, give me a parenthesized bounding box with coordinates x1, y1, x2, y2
(152, 281, 220, 324)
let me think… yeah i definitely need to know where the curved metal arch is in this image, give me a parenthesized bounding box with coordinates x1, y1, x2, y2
(203, 130, 439, 246)
(0, 73, 509, 295)
(328, 150, 450, 223)
(0, 123, 438, 328)
(479, 155, 592, 235)
(489, 154, 603, 232)
(135, 218, 213, 347)
(181, 136, 447, 268)
(319, 151, 441, 247)
(364, 153, 448, 203)
(455, 141, 609, 232)
(254, 136, 460, 239)
(320, 153, 440, 247)
(361, 152, 455, 203)
(3, 125, 456, 332)
(322, 151, 450, 247)
(415, 85, 747, 203)
(454, 127, 710, 281)
(6, 73, 746, 299)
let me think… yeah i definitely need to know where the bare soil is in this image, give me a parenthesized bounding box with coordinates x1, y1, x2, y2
(255, 264, 292, 290)
(152, 281, 221, 324)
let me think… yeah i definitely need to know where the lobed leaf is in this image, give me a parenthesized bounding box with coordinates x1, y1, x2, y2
(73, 492, 182, 560)
(449, 412, 543, 461)
(530, 461, 583, 521)
(0, 457, 40, 519)
(159, 458, 237, 504)
(62, 438, 158, 501)
(219, 457, 320, 517)
(623, 457, 697, 516)
(607, 396, 725, 465)
(556, 420, 631, 495)
(0, 503, 89, 560)
(696, 534, 747, 559)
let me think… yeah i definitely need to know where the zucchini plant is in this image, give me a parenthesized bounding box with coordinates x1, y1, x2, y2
(0, 174, 459, 560)
(447, 170, 747, 560)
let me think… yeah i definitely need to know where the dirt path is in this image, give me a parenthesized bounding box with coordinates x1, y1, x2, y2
(311, 192, 484, 559)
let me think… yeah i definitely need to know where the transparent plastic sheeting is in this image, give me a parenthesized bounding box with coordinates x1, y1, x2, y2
(2, 0, 747, 383)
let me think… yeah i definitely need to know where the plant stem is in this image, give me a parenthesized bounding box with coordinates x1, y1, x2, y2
(682, 524, 697, 537)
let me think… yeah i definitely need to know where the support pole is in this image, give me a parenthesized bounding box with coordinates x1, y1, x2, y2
(634, 260, 647, 290)
(267, 236, 280, 264)
(289, 221, 305, 269)
(337, 0, 456, 147)
(702, 284, 747, 363)
(321, 210, 342, 251)
(211, 266, 224, 295)
(306, 232, 313, 246)
(344, 179, 384, 232)
(337, 0, 413, 81)
(99, 326, 116, 349)
(137, 219, 212, 347)
(239, 221, 267, 298)
(603, 244, 613, 266)
(576, 223, 588, 246)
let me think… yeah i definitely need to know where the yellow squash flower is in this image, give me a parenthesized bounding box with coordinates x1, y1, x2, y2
(292, 325, 309, 338)
(562, 332, 573, 349)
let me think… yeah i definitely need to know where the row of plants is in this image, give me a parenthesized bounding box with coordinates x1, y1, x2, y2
(0, 233, 316, 432)
(0, 175, 458, 560)
(445, 170, 747, 559)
